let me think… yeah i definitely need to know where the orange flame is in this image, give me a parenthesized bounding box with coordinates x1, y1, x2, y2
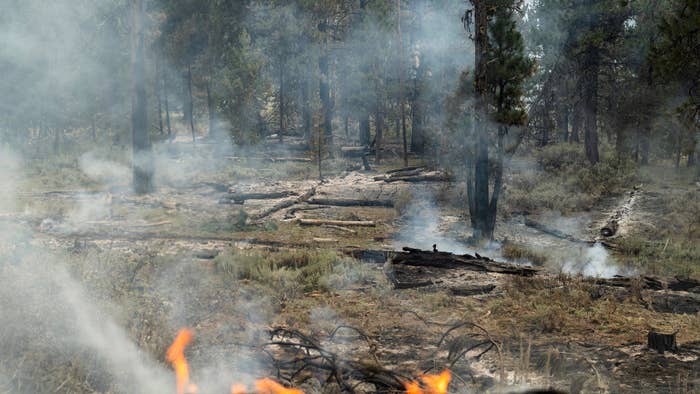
(403, 370, 451, 394)
(166, 329, 197, 394)
(167, 329, 449, 394)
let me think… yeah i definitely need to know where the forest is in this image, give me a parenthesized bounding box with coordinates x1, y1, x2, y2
(1, 0, 699, 393)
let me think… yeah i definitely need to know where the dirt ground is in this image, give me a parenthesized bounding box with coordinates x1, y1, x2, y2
(3, 142, 700, 394)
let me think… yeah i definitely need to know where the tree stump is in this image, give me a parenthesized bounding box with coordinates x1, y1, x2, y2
(647, 330, 677, 353)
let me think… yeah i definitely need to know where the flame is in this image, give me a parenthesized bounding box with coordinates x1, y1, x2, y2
(254, 378, 305, 394)
(403, 370, 451, 394)
(166, 329, 197, 394)
(166, 329, 449, 394)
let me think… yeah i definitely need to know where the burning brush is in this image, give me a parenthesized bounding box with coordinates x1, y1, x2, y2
(166, 328, 452, 394)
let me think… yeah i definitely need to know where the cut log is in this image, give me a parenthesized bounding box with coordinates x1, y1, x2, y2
(298, 218, 376, 227)
(391, 247, 540, 276)
(600, 220, 619, 237)
(383, 171, 452, 183)
(386, 166, 425, 174)
(222, 191, 297, 203)
(250, 187, 316, 221)
(647, 330, 677, 353)
(307, 198, 394, 208)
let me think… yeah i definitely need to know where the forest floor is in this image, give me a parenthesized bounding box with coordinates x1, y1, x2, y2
(2, 140, 700, 393)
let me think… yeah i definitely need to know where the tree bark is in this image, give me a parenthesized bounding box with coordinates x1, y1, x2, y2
(398, 0, 408, 166)
(319, 41, 333, 153)
(131, 0, 153, 194)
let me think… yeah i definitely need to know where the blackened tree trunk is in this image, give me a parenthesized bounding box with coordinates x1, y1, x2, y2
(468, 0, 495, 239)
(582, 47, 600, 164)
(131, 0, 153, 194)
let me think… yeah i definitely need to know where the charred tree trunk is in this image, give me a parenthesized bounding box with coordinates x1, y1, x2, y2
(131, 0, 153, 194)
(398, 0, 408, 166)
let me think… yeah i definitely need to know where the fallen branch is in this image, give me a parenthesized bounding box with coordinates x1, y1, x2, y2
(284, 205, 329, 219)
(298, 218, 376, 227)
(221, 191, 297, 204)
(321, 224, 357, 234)
(383, 171, 452, 183)
(307, 197, 394, 208)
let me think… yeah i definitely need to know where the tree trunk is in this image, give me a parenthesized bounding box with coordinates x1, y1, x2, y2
(398, 0, 408, 166)
(319, 45, 333, 153)
(582, 47, 600, 164)
(470, 0, 493, 239)
(206, 78, 215, 139)
(131, 0, 153, 194)
(163, 70, 172, 139)
(187, 64, 195, 143)
(301, 78, 312, 146)
(279, 62, 285, 143)
(558, 105, 569, 142)
(156, 56, 164, 135)
(571, 100, 581, 143)
(375, 107, 383, 164)
(410, 52, 425, 154)
(360, 114, 371, 147)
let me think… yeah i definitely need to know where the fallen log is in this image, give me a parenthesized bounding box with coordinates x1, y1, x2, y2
(298, 218, 376, 227)
(386, 166, 425, 174)
(284, 205, 329, 219)
(307, 197, 394, 207)
(222, 191, 297, 203)
(383, 171, 452, 183)
(250, 187, 316, 221)
(391, 247, 540, 276)
(650, 292, 700, 314)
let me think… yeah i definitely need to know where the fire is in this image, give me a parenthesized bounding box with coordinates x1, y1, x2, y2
(166, 329, 450, 394)
(403, 370, 452, 394)
(166, 328, 197, 394)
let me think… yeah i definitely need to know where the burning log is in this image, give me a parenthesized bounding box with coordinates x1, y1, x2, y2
(391, 247, 540, 276)
(298, 218, 376, 227)
(307, 197, 394, 207)
(647, 330, 677, 353)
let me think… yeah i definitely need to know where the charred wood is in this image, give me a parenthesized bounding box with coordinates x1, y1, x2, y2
(391, 247, 540, 276)
(308, 197, 394, 207)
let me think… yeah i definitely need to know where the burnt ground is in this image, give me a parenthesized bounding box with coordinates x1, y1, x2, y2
(2, 142, 700, 393)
